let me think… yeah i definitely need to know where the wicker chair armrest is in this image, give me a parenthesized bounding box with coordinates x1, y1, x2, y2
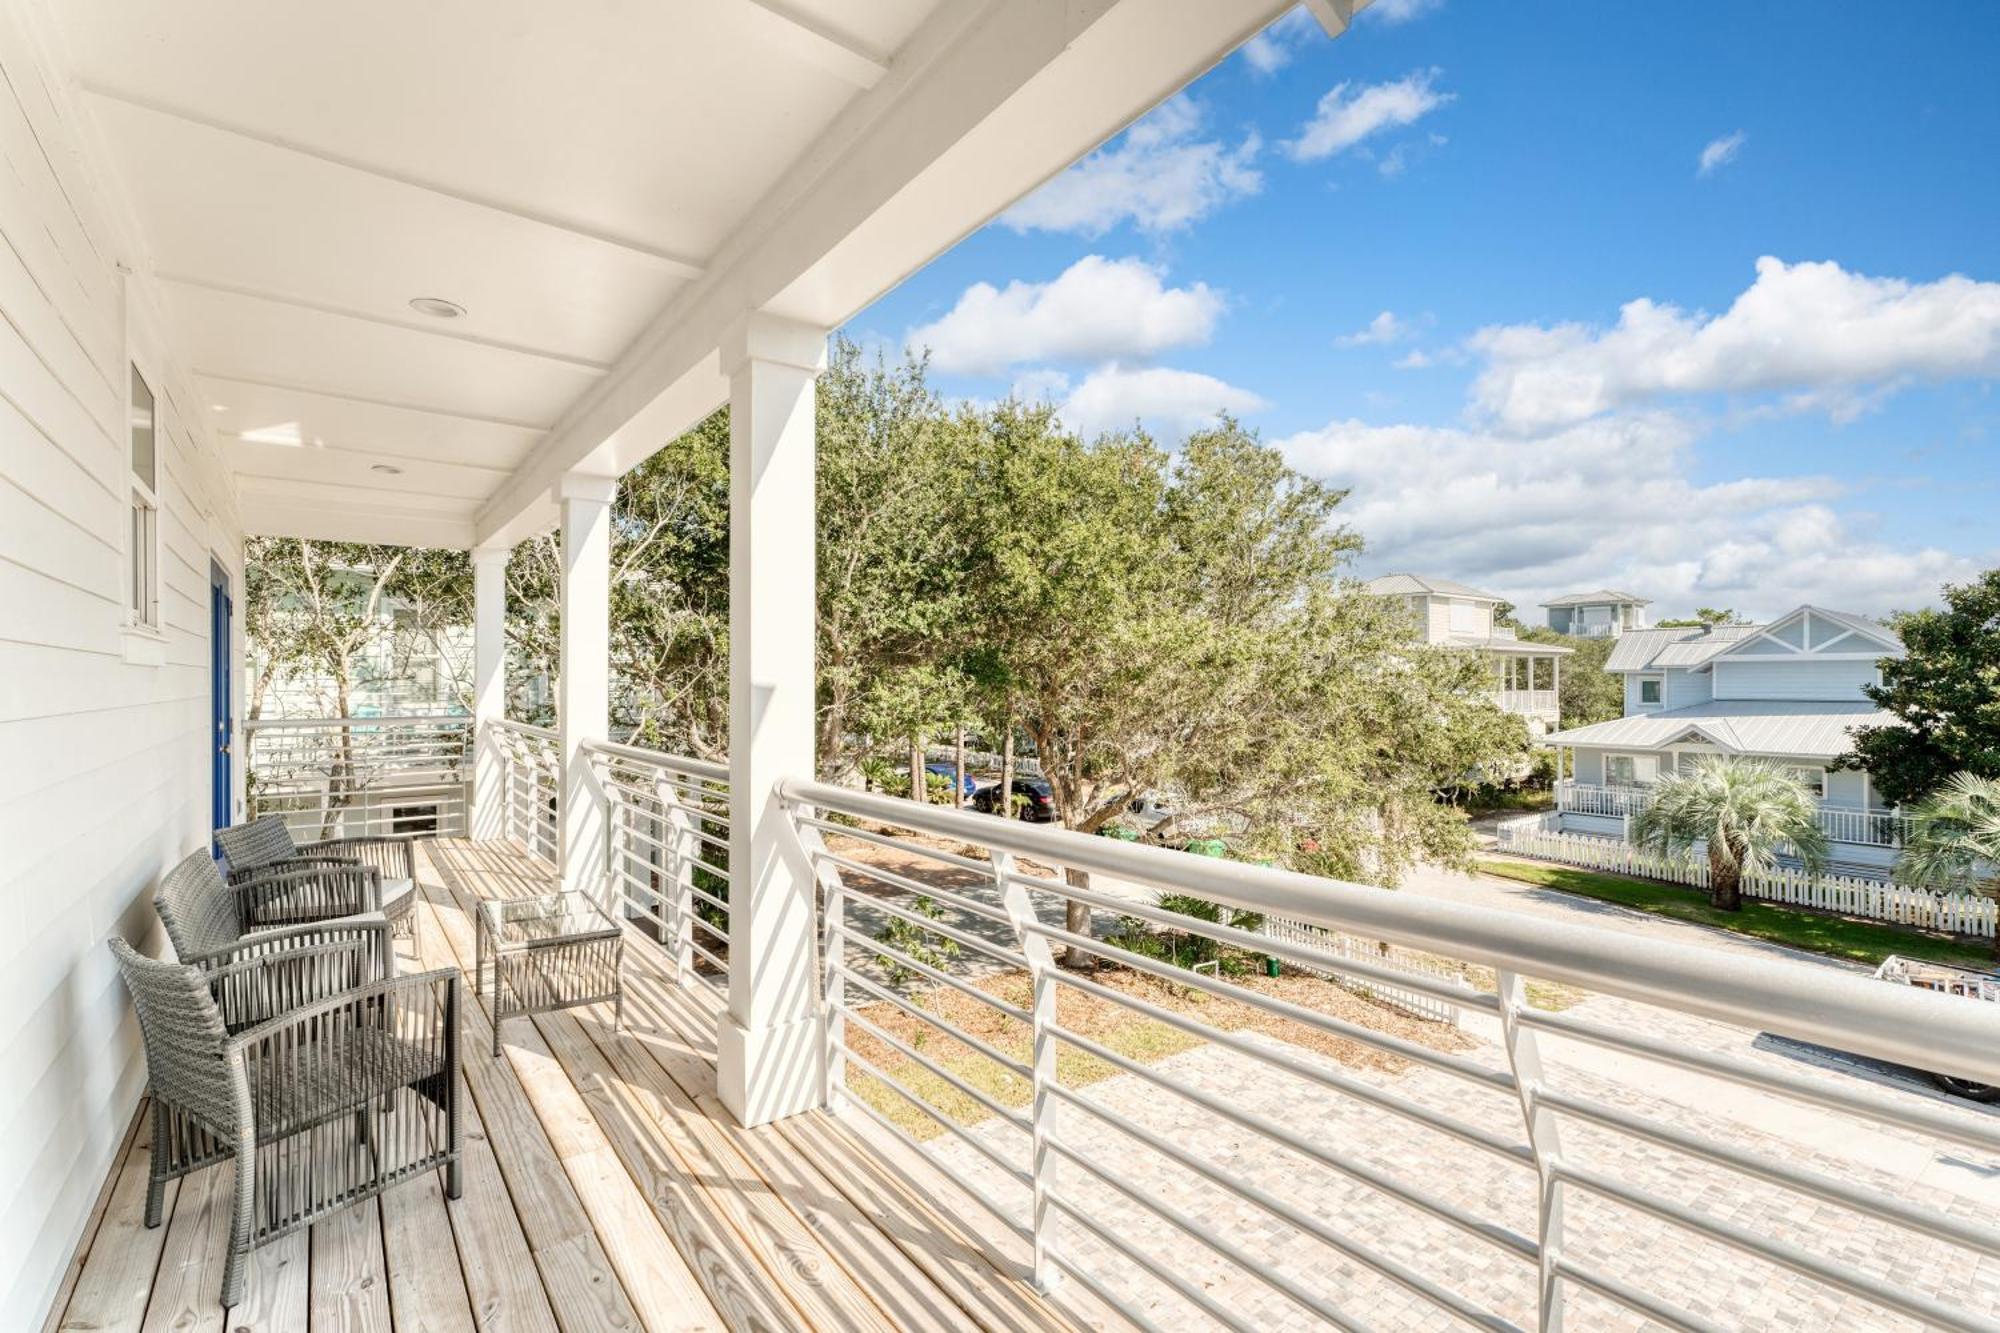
(297, 834, 418, 882)
(192, 916, 396, 1032)
(233, 862, 382, 929)
(227, 852, 358, 887)
(227, 967, 460, 1056)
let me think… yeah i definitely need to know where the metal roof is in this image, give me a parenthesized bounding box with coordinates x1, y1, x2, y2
(1604, 624, 1760, 671)
(1540, 589, 1651, 608)
(1545, 700, 1892, 760)
(1364, 573, 1505, 602)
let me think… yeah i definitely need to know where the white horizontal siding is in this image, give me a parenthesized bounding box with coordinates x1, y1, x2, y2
(0, 4, 244, 1323)
(1662, 668, 1710, 709)
(1712, 657, 1878, 702)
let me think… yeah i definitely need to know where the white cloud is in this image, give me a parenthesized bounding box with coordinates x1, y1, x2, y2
(1275, 411, 1978, 618)
(1241, 8, 1317, 75)
(1367, 0, 1444, 23)
(1286, 69, 1453, 162)
(1698, 130, 1747, 178)
(1336, 311, 1411, 347)
(908, 256, 1224, 376)
(1468, 256, 2000, 432)
(1392, 349, 1433, 370)
(1058, 365, 1268, 442)
(1003, 96, 1261, 236)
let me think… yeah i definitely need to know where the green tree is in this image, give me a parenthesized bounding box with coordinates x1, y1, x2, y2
(958, 408, 1527, 963)
(1894, 772, 2000, 955)
(1657, 607, 1742, 628)
(1841, 570, 2000, 806)
(1629, 756, 1829, 911)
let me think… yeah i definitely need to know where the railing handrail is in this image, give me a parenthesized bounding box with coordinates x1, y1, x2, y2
(246, 713, 470, 731)
(582, 737, 729, 782)
(489, 717, 560, 743)
(780, 776, 2000, 1086)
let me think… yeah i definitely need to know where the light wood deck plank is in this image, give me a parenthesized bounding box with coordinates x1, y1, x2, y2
(54, 1108, 170, 1333)
(53, 837, 1109, 1333)
(308, 1200, 392, 1333)
(381, 1169, 479, 1333)
(423, 843, 727, 1333)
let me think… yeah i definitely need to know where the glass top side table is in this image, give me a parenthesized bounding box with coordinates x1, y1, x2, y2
(474, 890, 624, 1056)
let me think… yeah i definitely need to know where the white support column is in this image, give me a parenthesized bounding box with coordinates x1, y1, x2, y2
(717, 312, 828, 1128)
(556, 473, 617, 900)
(469, 546, 509, 840)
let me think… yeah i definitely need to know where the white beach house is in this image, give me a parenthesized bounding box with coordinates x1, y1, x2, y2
(7, 3, 1999, 1329)
(1546, 606, 1908, 868)
(1365, 573, 1571, 731)
(1540, 589, 1650, 638)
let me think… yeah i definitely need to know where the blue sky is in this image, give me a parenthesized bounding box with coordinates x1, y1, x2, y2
(850, 0, 2000, 621)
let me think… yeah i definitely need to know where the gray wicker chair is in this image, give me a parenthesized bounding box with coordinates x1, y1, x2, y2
(112, 935, 460, 1308)
(217, 815, 418, 939)
(155, 848, 385, 962)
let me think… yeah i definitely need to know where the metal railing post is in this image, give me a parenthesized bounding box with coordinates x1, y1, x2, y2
(1497, 968, 1565, 1331)
(658, 772, 697, 985)
(789, 809, 847, 1115)
(996, 848, 1061, 1292)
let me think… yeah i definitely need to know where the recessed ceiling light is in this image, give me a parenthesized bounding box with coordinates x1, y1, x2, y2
(209, 403, 228, 412)
(409, 297, 466, 319)
(371, 463, 404, 475)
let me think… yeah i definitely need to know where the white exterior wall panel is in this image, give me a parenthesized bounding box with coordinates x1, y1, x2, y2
(1663, 668, 1712, 709)
(0, 9, 244, 1322)
(1712, 657, 1879, 701)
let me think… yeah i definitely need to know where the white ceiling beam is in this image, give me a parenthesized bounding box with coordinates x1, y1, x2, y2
(475, 0, 1300, 548)
(238, 494, 477, 547)
(195, 370, 554, 433)
(159, 272, 615, 371)
(77, 83, 709, 279)
(736, 0, 893, 90)
(1304, 0, 1358, 39)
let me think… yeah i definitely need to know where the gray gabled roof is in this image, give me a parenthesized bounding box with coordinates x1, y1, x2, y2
(1545, 700, 1892, 760)
(1363, 573, 1505, 602)
(1540, 589, 1651, 608)
(1603, 624, 1762, 671)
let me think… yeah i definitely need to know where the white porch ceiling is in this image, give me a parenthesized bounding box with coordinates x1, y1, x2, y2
(44, 0, 1318, 548)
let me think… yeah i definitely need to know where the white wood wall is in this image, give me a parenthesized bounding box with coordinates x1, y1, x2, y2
(0, 4, 243, 1321)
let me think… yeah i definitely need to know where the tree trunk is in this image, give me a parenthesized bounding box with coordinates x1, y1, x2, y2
(908, 740, 926, 805)
(954, 726, 967, 810)
(1708, 839, 1742, 912)
(1000, 723, 1016, 820)
(1060, 866, 1095, 971)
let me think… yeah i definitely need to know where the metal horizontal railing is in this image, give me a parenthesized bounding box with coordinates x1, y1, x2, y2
(245, 714, 471, 840)
(584, 739, 731, 996)
(781, 777, 2000, 1333)
(489, 719, 560, 866)
(1558, 781, 1911, 847)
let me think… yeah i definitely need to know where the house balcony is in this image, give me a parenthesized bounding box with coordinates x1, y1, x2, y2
(1491, 687, 1560, 721)
(1555, 780, 1914, 848)
(42, 717, 2000, 1330)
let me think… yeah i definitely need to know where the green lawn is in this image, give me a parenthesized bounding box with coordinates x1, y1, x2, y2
(1475, 857, 1995, 970)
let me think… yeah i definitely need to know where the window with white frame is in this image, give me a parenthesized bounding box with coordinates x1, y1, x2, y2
(1786, 766, 1826, 799)
(1637, 675, 1663, 706)
(1448, 598, 1483, 635)
(127, 363, 159, 630)
(1606, 753, 1658, 787)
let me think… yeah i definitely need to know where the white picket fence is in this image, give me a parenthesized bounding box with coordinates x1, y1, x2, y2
(1495, 826, 1998, 939)
(1261, 917, 1464, 1025)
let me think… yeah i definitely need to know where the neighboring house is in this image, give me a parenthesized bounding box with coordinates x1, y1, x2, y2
(1365, 573, 1572, 733)
(1542, 589, 1650, 638)
(1545, 605, 1906, 868)
(254, 617, 474, 719)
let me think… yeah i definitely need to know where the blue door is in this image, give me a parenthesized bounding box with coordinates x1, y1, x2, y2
(210, 560, 233, 835)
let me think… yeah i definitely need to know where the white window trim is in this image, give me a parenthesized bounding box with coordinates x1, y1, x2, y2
(1635, 674, 1664, 708)
(123, 343, 167, 662)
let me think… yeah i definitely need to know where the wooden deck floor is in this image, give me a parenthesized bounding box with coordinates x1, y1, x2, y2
(46, 838, 1103, 1333)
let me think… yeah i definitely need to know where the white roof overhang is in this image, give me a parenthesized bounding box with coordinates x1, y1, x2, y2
(42, 0, 1333, 548)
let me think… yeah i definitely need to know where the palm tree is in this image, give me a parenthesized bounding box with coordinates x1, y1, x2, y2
(1629, 755, 1829, 911)
(1895, 772, 2000, 955)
